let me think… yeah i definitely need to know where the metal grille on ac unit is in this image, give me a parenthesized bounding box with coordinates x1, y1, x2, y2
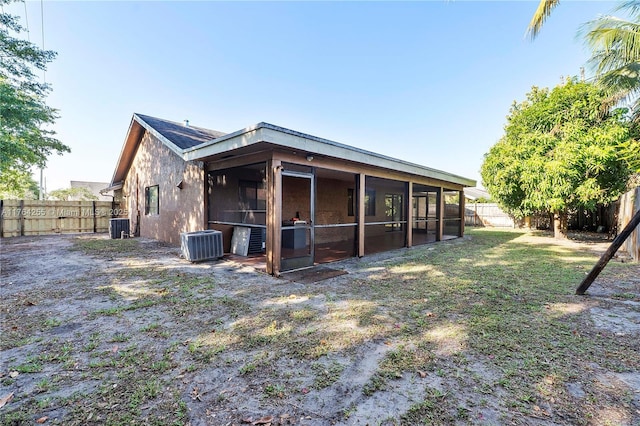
(180, 230, 224, 262)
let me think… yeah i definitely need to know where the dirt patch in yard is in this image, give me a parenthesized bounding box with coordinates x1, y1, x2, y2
(1, 229, 639, 425)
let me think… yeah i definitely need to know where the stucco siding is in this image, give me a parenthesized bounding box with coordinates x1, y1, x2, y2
(122, 131, 204, 244)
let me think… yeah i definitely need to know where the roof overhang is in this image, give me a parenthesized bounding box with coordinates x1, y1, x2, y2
(109, 117, 476, 189)
(109, 114, 188, 187)
(102, 181, 123, 193)
(184, 123, 476, 187)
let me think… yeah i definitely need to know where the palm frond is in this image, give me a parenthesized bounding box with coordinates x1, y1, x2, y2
(582, 17, 640, 73)
(527, 0, 561, 39)
(599, 62, 640, 90)
(631, 93, 640, 122)
(616, 0, 640, 18)
(582, 3, 640, 120)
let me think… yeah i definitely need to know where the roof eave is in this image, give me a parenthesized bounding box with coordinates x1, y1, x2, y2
(133, 113, 186, 157)
(109, 116, 139, 187)
(102, 182, 122, 193)
(109, 114, 189, 188)
(184, 123, 476, 187)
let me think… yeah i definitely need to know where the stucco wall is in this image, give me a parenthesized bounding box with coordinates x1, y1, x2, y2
(122, 131, 204, 245)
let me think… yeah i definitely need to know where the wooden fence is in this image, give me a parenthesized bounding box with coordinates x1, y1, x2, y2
(0, 200, 117, 237)
(465, 203, 515, 228)
(618, 187, 640, 261)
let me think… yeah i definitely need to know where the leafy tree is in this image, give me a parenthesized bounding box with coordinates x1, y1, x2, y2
(481, 79, 633, 238)
(582, 1, 640, 172)
(527, 1, 640, 173)
(0, 166, 38, 199)
(48, 187, 98, 201)
(0, 0, 70, 197)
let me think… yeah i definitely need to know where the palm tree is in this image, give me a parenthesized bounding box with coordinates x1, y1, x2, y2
(582, 1, 640, 122)
(527, 1, 639, 117)
(527, 1, 640, 170)
(584, 1, 640, 171)
(527, 0, 560, 39)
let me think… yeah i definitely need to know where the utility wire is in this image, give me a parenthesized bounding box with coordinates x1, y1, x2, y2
(39, 0, 47, 199)
(40, 0, 45, 83)
(23, 0, 30, 42)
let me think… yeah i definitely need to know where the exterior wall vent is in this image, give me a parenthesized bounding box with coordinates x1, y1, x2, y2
(181, 230, 223, 262)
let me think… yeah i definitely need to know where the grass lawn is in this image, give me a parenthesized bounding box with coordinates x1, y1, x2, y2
(1, 228, 638, 425)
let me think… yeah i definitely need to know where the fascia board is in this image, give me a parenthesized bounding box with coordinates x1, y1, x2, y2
(184, 123, 476, 187)
(133, 114, 185, 157)
(109, 117, 138, 186)
(182, 126, 264, 162)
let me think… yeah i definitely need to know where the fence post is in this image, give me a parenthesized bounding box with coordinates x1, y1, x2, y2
(19, 200, 25, 236)
(474, 202, 478, 226)
(92, 200, 97, 233)
(0, 200, 3, 237)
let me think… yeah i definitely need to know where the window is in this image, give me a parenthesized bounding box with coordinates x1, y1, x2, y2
(145, 185, 159, 215)
(348, 188, 375, 216)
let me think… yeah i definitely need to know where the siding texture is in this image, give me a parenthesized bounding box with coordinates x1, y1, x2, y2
(123, 131, 204, 245)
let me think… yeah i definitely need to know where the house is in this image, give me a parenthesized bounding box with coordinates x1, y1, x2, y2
(106, 113, 476, 275)
(463, 187, 491, 203)
(70, 181, 113, 201)
(463, 187, 517, 228)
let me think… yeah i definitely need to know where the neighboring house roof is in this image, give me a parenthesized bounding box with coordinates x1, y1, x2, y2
(70, 181, 113, 201)
(108, 113, 476, 190)
(464, 187, 491, 201)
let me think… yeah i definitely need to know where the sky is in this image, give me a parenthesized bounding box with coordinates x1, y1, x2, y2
(8, 0, 619, 191)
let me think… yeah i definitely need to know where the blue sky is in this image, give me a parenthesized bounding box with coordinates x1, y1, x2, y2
(11, 1, 617, 190)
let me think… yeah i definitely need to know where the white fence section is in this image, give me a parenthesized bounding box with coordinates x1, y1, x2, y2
(465, 203, 515, 228)
(618, 187, 640, 261)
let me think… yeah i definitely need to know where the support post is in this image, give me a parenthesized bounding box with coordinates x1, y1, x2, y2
(436, 188, 443, 241)
(459, 190, 465, 237)
(406, 182, 413, 248)
(576, 209, 640, 295)
(203, 166, 209, 229)
(358, 174, 365, 257)
(267, 160, 283, 276)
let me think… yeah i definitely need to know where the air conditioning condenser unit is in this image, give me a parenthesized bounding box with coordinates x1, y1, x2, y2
(180, 230, 224, 262)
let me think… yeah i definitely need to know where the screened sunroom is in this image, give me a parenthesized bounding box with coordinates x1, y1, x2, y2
(192, 122, 474, 275)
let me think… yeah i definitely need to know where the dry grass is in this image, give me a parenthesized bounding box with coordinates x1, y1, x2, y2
(1, 229, 639, 425)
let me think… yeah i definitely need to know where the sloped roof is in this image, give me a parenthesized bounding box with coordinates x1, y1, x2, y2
(464, 187, 491, 200)
(70, 181, 113, 200)
(135, 114, 226, 150)
(184, 122, 477, 187)
(108, 114, 476, 190)
(107, 114, 226, 189)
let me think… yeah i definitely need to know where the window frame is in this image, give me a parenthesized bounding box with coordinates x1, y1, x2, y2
(145, 185, 159, 215)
